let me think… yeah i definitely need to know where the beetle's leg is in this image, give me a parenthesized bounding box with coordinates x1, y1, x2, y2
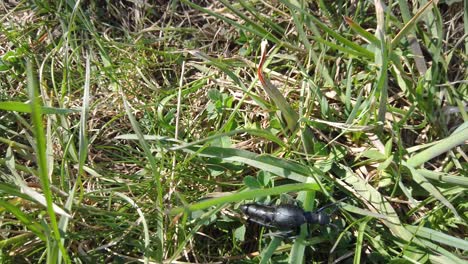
(247, 217, 276, 228)
(266, 229, 297, 238)
(271, 227, 301, 239)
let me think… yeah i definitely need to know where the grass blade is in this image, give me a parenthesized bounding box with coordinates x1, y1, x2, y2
(121, 90, 164, 261)
(407, 127, 468, 167)
(258, 40, 316, 153)
(0, 199, 45, 240)
(374, 0, 389, 125)
(405, 164, 460, 219)
(169, 183, 319, 215)
(281, 0, 374, 58)
(180, 0, 298, 51)
(391, 0, 436, 48)
(258, 40, 299, 132)
(344, 16, 380, 47)
(114, 192, 150, 264)
(180, 146, 319, 183)
(354, 217, 371, 264)
(27, 59, 70, 263)
(417, 169, 468, 187)
(259, 237, 282, 264)
(405, 225, 468, 251)
(0, 101, 79, 115)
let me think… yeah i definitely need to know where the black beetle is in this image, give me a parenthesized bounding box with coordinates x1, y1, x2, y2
(240, 198, 346, 238)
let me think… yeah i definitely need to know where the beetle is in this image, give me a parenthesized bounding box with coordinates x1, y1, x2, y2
(240, 198, 346, 238)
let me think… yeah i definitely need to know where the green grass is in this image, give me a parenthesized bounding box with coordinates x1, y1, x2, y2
(0, 0, 467, 263)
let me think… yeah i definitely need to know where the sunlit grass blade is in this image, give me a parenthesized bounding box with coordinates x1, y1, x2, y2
(237, 0, 285, 36)
(19, 184, 70, 218)
(121, 90, 164, 261)
(0, 101, 79, 114)
(76, 53, 91, 195)
(374, 0, 389, 125)
(407, 127, 468, 167)
(218, 0, 285, 38)
(26, 59, 70, 263)
(0, 199, 45, 241)
(0, 233, 37, 251)
(391, 0, 436, 48)
(336, 165, 466, 263)
(114, 192, 150, 264)
(258, 40, 299, 132)
(287, 1, 334, 86)
(169, 183, 319, 215)
(180, 0, 299, 50)
(259, 237, 282, 264)
(405, 225, 468, 251)
(280, 0, 374, 58)
(465, 0, 468, 52)
(396, 0, 428, 74)
(289, 188, 315, 263)
(311, 36, 373, 59)
(354, 217, 371, 264)
(335, 165, 425, 258)
(417, 169, 468, 187)
(57, 53, 91, 264)
(187, 50, 251, 93)
(344, 16, 380, 47)
(169, 128, 287, 150)
(405, 164, 460, 219)
(180, 146, 319, 183)
(341, 204, 388, 219)
(258, 40, 316, 153)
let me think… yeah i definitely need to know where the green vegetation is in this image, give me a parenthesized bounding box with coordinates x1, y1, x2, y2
(0, 0, 467, 263)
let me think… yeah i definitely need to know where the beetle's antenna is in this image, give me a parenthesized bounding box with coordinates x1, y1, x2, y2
(315, 197, 348, 213)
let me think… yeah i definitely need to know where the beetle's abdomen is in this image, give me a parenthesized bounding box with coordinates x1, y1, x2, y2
(240, 204, 276, 223)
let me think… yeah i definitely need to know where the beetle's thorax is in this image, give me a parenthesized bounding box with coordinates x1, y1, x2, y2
(304, 211, 331, 225)
(272, 204, 307, 229)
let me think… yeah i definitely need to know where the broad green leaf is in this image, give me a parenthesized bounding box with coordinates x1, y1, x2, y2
(243, 176, 261, 189)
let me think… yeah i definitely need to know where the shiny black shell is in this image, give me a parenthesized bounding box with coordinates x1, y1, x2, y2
(272, 204, 307, 229)
(240, 203, 307, 230)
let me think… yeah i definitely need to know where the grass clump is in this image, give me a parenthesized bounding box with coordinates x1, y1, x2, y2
(0, 0, 467, 263)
